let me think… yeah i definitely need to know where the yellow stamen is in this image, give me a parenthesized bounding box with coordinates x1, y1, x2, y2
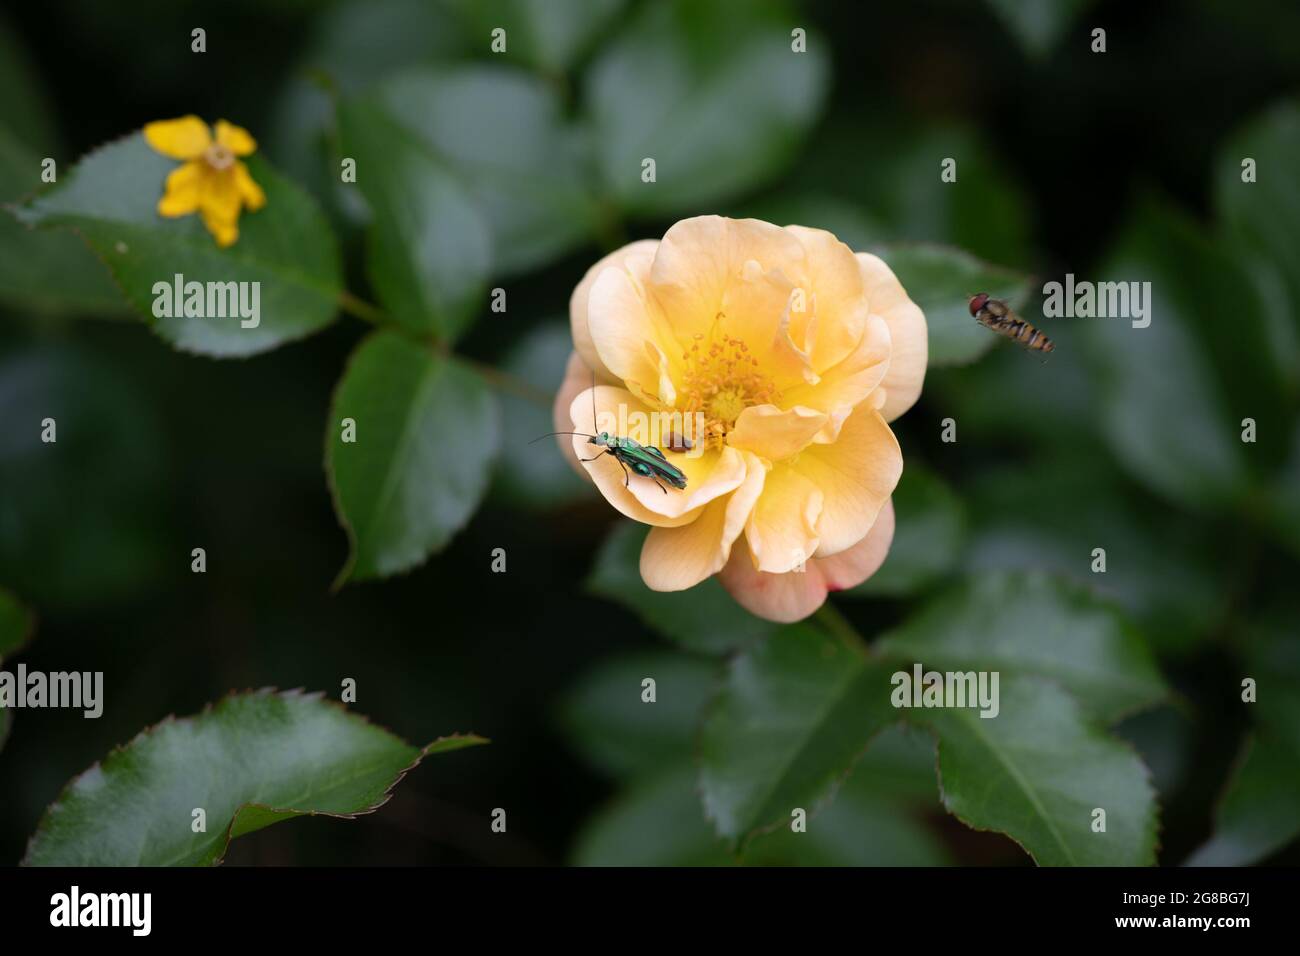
(677, 324, 778, 449)
(204, 142, 235, 171)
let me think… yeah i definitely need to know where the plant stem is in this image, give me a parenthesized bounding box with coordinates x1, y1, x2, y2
(452, 353, 554, 408)
(336, 290, 553, 409)
(815, 601, 872, 656)
(338, 290, 386, 326)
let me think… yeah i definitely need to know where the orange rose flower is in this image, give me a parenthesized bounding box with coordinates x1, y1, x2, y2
(556, 216, 927, 622)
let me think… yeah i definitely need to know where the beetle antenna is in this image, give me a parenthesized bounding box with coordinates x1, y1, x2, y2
(529, 431, 596, 444)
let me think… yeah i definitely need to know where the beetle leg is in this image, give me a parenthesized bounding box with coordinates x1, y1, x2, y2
(651, 476, 667, 494)
(579, 450, 608, 463)
(615, 457, 632, 487)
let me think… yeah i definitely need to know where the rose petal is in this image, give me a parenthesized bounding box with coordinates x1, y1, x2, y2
(791, 404, 901, 556)
(640, 451, 765, 591)
(569, 239, 659, 383)
(553, 351, 595, 478)
(720, 499, 895, 622)
(648, 216, 806, 348)
(727, 403, 828, 461)
(857, 252, 927, 422)
(744, 463, 823, 573)
(784, 225, 869, 372)
(780, 314, 892, 443)
(817, 497, 895, 591)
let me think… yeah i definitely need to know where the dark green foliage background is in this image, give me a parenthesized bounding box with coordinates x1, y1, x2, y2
(1, 0, 1298, 865)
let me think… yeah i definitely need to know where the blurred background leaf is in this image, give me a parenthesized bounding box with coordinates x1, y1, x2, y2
(794, 117, 1034, 266)
(586, 0, 829, 215)
(846, 462, 966, 598)
(0, 588, 33, 661)
(0, 343, 173, 609)
(447, 0, 627, 74)
(1082, 195, 1285, 511)
(558, 649, 717, 781)
(364, 67, 600, 278)
(1188, 619, 1300, 865)
(984, 0, 1095, 59)
(879, 243, 1032, 365)
(336, 95, 491, 341)
(0, 17, 128, 317)
(586, 522, 779, 656)
(490, 321, 588, 510)
(1214, 98, 1300, 385)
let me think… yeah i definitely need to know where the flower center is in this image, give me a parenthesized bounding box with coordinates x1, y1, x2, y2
(204, 143, 235, 171)
(679, 319, 778, 448)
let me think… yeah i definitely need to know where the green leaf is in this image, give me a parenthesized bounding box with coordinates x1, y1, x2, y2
(559, 650, 718, 780)
(12, 134, 342, 357)
(587, 0, 829, 215)
(876, 572, 1167, 723)
(985, 0, 1094, 58)
(586, 522, 779, 655)
(327, 331, 500, 584)
(698, 624, 899, 846)
(0, 587, 33, 662)
(1215, 98, 1300, 375)
(336, 97, 490, 341)
(846, 463, 966, 597)
(491, 322, 588, 509)
(447, 0, 626, 72)
(366, 66, 600, 277)
(925, 676, 1158, 866)
(1082, 196, 1284, 510)
(22, 689, 486, 866)
(877, 243, 1032, 366)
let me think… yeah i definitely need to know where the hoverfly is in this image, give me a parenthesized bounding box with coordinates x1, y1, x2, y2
(969, 293, 1054, 354)
(532, 376, 687, 493)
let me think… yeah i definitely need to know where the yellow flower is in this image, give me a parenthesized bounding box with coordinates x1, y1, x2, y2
(143, 116, 266, 248)
(555, 216, 928, 622)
